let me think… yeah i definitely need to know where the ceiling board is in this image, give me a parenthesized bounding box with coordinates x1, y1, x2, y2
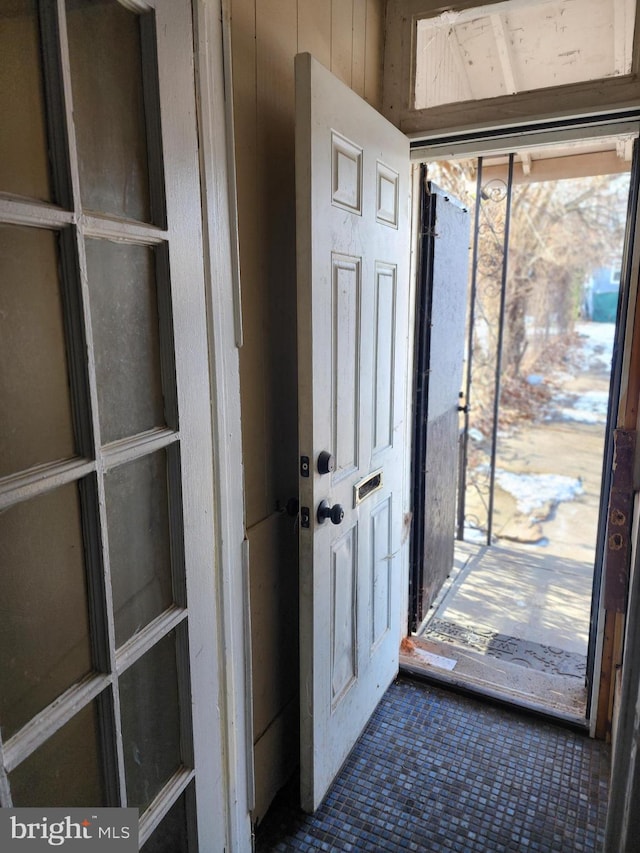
(415, 0, 636, 110)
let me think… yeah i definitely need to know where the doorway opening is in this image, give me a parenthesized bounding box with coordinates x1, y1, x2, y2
(402, 136, 634, 724)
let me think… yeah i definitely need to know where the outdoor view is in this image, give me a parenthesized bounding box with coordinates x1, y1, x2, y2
(452, 161, 628, 560)
(403, 146, 631, 717)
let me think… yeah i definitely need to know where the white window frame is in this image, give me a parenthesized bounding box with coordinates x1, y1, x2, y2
(383, 0, 640, 140)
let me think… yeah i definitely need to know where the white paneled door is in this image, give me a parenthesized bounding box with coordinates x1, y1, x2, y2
(295, 53, 411, 813)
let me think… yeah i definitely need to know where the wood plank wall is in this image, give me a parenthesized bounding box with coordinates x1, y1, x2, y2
(230, 0, 386, 824)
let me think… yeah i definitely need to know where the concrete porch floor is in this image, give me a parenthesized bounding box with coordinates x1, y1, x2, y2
(401, 542, 593, 723)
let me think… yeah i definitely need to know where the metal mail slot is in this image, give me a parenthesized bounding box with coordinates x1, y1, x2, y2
(354, 469, 383, 506)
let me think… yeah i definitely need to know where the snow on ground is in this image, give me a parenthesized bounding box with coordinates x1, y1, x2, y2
(463, 526, 489, 544)
(494, 470, 584, 516)
(556, 392, 610, 424)
(495, 324, 610, 514)
(467, 322, 613, 536)
(548, 322, 614, 424)
(575, 321, 615, 371)
(496, 324, 610, 516)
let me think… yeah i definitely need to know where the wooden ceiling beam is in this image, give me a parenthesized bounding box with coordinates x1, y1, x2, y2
(520, 151, 532, 174)
(616, 136, 635, 160)
(490, 12, 518, 95)
(613, 0, 634, 76)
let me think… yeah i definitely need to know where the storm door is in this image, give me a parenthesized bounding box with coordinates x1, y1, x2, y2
(410, 177, 470, 630)
(0, 1, 224, 849)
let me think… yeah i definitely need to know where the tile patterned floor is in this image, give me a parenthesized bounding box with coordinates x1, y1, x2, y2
(256, 678, 610, 852)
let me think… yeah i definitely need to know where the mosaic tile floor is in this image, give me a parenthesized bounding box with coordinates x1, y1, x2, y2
(256, 678, 610, 852)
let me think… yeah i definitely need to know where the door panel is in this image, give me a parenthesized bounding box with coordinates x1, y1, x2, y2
(371, 497, 393, 646)
(296, 53, 410, 812)
(411, 181, 470, 628)
(373, 263, 396, 456)
(0, 2, 223, 848)
(332, 254, 361, 477)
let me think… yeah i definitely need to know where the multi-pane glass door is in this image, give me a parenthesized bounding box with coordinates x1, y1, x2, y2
(0, 1, 220, 848)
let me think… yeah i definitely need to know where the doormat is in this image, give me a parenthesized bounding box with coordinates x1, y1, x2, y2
(423, 618, 586, 678)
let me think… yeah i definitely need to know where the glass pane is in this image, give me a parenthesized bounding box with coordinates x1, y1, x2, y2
(0, 0, 51, 200)
(415, 5, 634, 110)
(86, 239, 166, 444)
(105, 451, 174, 646)
(141, 787, 191, 853)
(0, 483, 93, 739)
(66, 0, 153, 222)
(10, 700, 106, 807)
(0, 225, 76, 477)
(120, 631, 183, 812)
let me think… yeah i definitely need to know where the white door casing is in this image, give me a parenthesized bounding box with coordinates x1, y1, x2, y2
(296, 52, 411, 812)
(192, 1, 254, 848)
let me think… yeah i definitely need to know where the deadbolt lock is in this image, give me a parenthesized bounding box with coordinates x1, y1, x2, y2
(317, 451, 335, 475)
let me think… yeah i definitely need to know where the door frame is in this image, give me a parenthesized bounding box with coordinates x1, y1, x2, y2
(407, 117, 640, 733)
(587, 139, 640, 727)
(192, 1, 252, 849)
